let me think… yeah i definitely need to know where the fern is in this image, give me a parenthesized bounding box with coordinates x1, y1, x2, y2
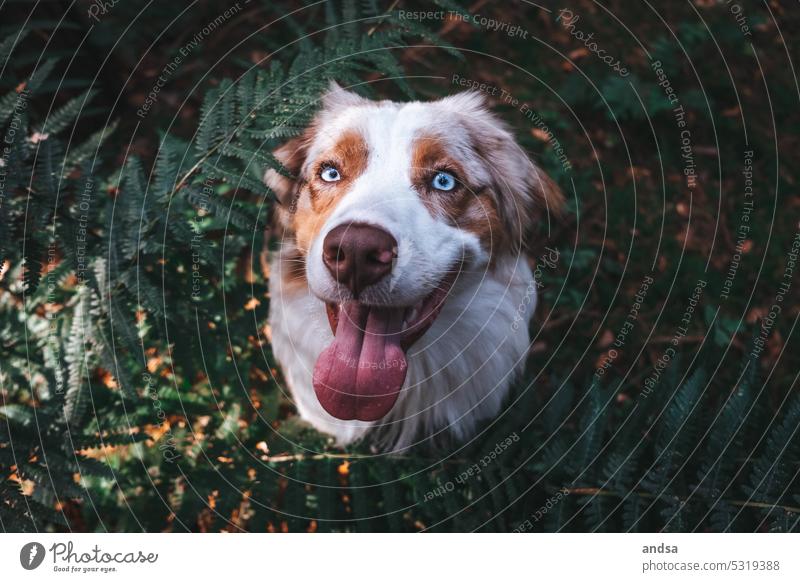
(744, 396, 800, 531)
(64, 288, 91, 425)
(34, 88, 98, 135)
(695, 357, 756, 521)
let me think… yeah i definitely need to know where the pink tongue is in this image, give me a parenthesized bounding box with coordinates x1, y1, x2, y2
(313, 302, 408, 421)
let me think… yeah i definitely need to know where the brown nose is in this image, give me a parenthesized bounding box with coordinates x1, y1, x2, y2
(322, 223, 397, 296)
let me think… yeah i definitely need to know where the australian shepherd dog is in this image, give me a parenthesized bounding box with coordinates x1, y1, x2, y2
(265, 83, 563, 452)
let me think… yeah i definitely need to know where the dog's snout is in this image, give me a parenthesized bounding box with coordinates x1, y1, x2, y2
(322, 223, 397, 295)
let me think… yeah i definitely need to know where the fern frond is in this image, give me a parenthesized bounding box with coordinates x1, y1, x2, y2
(64, 288, 91, 425)
(35, 88, 98, 135)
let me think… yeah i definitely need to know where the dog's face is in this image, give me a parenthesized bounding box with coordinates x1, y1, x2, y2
(266, 83, 562, 424)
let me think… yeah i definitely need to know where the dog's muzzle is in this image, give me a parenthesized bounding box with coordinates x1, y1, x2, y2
(312, 222, 461, 422)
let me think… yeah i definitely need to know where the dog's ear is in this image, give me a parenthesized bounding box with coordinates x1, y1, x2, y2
(321, 80, 368, 112)
(264, 136, 309, 207)
(443, 92, 565, 251)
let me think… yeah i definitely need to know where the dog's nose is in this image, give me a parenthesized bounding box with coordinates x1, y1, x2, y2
(322, 223, 397, 295)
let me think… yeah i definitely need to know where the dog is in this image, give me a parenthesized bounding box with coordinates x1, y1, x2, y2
(265, 82, 563, 452)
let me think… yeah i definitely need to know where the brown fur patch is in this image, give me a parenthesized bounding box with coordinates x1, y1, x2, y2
(532, 169, 566, 218)
(411, 134, 466, 215)
(267, 132, 313, 205)
(268, 128, 370, 290)
(410, 135, 463, 184)
(307, 130, 369, 213)
(453, 188, 509, 256)
(266, 130, 314, 240)
(292, 195, 333, 254)
(411, 134, 508, 258)
(278, 247, 309, 293)
(290, 130, 370, 253)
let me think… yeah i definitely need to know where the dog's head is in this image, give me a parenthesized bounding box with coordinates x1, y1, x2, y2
(266, 82, 563, 423)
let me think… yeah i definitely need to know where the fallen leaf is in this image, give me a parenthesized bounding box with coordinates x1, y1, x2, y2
(568, 47, 589, 60)
(531, 128, 551, 142)
(597, 329, 614, 348)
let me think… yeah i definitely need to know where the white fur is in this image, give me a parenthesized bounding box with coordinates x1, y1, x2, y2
(269, 251, 536, 452)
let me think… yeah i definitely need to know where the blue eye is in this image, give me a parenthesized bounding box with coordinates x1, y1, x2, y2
(432, 171, 456, 191)
(320, 166, 341, 182)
